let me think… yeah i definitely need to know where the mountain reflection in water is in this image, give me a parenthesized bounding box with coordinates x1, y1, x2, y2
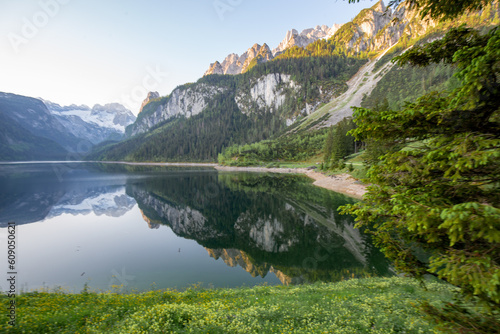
(0, 163, 390, 289)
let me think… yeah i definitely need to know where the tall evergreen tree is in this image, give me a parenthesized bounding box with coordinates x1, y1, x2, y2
(341, 19, 500, 334)
(323, 126, 335, 166)
(324, 117, 356, 169)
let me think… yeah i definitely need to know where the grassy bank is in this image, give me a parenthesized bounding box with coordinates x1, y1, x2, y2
(1, 277, 456, 333)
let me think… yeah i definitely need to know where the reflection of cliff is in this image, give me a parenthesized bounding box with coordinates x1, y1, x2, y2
(269, 267, 305, 285)
(130, 187, 225, 241)
(286, 197, 367, 265)
(235, 212, 298, 253)
(140, 209, 160, 229)
(206, 248, 270, 278)
(128, 171, 391, 283)
(206, 248, 304, 285)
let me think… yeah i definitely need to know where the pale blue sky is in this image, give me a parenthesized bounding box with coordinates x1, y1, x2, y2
(0, 0, 376, 114)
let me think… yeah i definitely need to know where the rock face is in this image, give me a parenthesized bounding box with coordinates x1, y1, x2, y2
(203, 0, 441, 78)
(128, 73, 301, 137)
(331, 0, 438, 53)
(204, 43, 273, 76)
(139, 91, 160, 114)
(272, 24, 342, 56)
(123, 0, 497, 138)
(129, 84, 226, 136)
(235, 73, 299, 114)
(204, 24, 345, 77)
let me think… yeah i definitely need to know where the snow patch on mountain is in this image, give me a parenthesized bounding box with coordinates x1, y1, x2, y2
(45, 101, 135, 132)
(44, 100, 136, 144)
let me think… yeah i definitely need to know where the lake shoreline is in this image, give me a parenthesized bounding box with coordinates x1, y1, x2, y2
(0, 161, 367, 199)
(214, 166, 367, 199)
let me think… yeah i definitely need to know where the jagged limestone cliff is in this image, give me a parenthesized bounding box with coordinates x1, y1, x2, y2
(94, 0, 499, 162)
(129, 83, 226, 136)
(129, 1, 445, 137)
(204, 43, 273, 76)
(235, 73, 300, 114)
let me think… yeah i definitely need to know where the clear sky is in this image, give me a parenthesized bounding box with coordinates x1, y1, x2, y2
(0, 0, 376, 114)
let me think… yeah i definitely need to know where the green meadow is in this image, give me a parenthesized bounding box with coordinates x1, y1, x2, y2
(1, 277, 457, 333)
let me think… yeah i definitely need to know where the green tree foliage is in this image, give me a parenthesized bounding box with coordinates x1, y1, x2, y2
(360, 98, 401, 166)
(348, 0, 491, 21)
(0, 111, 68, 161)
(323, 117, 357, 169)
(323, 126, 335, 164)
(218, 129, 328, 166)
(89, 91, 286, 162)
(341, 26, 500, 332)
(332, 118, 357, 162)
(93, 54, 366, 163)
(362, 61, 458, 111)
(241, 55, 367, 108)
(391, 0, 492, 21)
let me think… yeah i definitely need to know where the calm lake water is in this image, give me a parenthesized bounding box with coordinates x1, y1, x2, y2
(0, 163, 390, 293)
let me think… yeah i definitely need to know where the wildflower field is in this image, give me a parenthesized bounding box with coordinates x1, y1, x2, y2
(1, 277, 456, 333)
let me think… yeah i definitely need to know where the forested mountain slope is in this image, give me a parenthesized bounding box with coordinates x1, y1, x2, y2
(89, 1, 499, 163)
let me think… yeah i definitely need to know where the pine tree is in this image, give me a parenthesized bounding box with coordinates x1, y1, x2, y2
(323, 126, 334, 165)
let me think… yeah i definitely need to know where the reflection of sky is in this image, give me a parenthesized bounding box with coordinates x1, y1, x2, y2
(1, 206, 279, 293)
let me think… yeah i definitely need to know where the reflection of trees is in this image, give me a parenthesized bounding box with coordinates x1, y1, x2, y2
(130, 171, 391, 283)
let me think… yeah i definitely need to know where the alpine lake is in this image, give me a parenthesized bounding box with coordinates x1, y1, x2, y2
(0, 163, 391, 293)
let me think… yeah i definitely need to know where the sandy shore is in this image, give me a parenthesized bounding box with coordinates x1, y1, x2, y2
(214, 166, 367, 199)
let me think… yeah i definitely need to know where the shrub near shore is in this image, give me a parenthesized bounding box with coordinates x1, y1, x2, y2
(1, 277, 456, 333)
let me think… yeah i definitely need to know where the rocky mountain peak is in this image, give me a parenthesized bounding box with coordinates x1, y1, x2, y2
(203, 23, 345, 77)
(272, 24, 338, 56)
(139, 91, 160, 114)
(204, 61, 224, 76)
(204, 43, 275, 76)
(371, 0, 386, 13)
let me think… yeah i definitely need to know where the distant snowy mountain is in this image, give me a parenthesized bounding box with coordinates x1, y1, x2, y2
(44, 100, 136, 144)
(0, 91, 136, 161)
